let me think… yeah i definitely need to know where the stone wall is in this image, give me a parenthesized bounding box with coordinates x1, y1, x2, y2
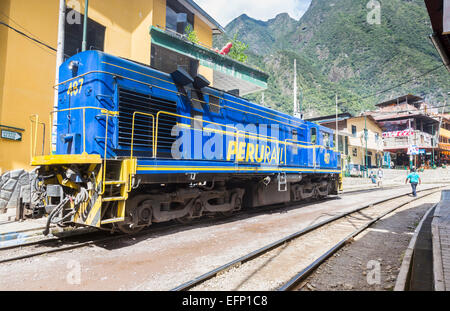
(0, 169, 32, 218)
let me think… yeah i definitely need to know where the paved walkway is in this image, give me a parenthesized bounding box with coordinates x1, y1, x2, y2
(432, 190, 450, 291)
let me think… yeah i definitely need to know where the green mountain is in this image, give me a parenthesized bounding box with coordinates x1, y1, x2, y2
(214, 0, 450, 117)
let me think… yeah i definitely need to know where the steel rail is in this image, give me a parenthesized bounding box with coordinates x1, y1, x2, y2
(1, 186, 441, 267)
(278, 190, 444, 291)
(171, 186, 443, 291)
(0, 227, 98, 251)
(0, 234, 124, 264)
(0, 192, 340, 265)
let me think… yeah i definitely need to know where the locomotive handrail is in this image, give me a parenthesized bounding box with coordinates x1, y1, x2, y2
(54, 69, 305, 131)
(29, 115, 46, 159)
(190, 96, 306, 131)
(48, 107, 118, 196)
(283, 138, 318, 169)
(154, 110, 240, 160)
(154, 110, 318, 166)
(49, 106, 118, 155)
(130, 111, 155, 159)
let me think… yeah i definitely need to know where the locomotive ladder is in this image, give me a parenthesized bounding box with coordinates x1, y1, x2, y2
(97, 108, 136, 225)
(98, 158, 136, 225)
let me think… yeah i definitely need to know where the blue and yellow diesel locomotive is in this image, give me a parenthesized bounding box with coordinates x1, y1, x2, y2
(30, 51, 342, 234)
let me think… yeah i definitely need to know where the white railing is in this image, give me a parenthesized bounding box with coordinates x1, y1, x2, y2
(383, 130, 434, 149)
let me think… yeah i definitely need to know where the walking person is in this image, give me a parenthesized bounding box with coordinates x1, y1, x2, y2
(377, 167, 383, 188)
(405, 168, 421, 197)
(369, 170, 376, 184)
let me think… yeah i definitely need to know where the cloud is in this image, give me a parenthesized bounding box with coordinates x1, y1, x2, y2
(194, 0, 312, 27)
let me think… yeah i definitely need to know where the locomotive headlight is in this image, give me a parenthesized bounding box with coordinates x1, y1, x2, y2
(68, 61, 79, 76)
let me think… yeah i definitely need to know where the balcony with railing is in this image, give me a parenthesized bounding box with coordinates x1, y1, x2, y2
(383, 130, 434, 150)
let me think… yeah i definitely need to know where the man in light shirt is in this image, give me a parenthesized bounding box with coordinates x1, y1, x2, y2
(377, 167, 383, 188)
(405, 168, 421, 197)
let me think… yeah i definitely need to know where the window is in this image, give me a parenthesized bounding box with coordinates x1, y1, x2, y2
(209, 95, 221, 114)
(292, 129, 298, 155)
(322, 132, 331, 148)
(64, 9, 105, 58)
(151, 44, 199, 77)
(166, 0, 195, 35)
(338, 135, 344, 153)
(311, 128, 317, 145)
(352, 125, 357, 137)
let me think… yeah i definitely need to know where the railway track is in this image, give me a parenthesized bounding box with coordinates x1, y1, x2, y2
(0, 199, 337, 265)
(171, 186, 445, 291)
(0, 193, 342, 264)
(0, 185, 443, 267)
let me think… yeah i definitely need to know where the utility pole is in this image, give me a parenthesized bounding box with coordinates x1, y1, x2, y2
(82, 0, 89, 52)
(432, 123, 435, 167)
(335, 94, 339, 153)
(365, 114, 368, 177)
(436, 97, 447, 166)
(53, 0, 66, 153)
(293, 59, 298, 118)
(299, 88, 303, 118)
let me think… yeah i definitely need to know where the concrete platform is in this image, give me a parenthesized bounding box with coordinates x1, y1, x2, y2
(0, 218, 49, 248)
(432, 190, 450, 291)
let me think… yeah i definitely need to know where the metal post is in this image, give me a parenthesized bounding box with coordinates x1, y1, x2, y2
(293, 59, 298, 118)
(436, 98, 447, 167)
(432, 123, 435, 167)
(408, 119, 413, 169)
(336, 95, 339, 153)
(82, 0, 89, 52)
(299, 89, 303, 118)
(365, 114, 368, 177)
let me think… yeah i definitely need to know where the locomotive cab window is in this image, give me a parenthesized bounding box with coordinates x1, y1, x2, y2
(310, 127, 317, 145)
(321, 131, 332, 149)
(292, 129, 298, 155)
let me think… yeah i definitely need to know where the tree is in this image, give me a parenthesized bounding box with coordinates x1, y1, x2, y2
(185, 24, 199, 44)
(228, 33, 249, 63)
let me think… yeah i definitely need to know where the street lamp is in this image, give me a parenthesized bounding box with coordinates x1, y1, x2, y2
(360, 110, 370, 177)
(365, 114, 368, 176)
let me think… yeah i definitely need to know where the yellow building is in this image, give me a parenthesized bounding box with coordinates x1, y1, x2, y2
(0, 0, 267, 174)
(307, 113, 384, 174)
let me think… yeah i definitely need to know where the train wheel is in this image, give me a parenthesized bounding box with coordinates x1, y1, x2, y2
(220, 197, 242, 217)
(176, 200, 203, 224)
(115, 195, 153, 234)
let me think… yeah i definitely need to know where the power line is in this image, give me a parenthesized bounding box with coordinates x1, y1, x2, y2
(0, 21, 56, 53)
(359, 65, 445, 100)
(0, 10, 48, 47)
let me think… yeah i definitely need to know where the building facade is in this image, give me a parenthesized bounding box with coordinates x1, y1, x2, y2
(0, 0, 267, 173)
(438, 114, 450, 165)
(307, 113, 384, 175)
(368, 95, 440, 169)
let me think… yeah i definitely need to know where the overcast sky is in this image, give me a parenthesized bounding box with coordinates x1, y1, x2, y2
(195, 0, 312, 27)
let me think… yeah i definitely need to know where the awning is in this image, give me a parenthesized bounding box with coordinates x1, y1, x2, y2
(378, 119, 413, 126)
(150, 26, 268, 96)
